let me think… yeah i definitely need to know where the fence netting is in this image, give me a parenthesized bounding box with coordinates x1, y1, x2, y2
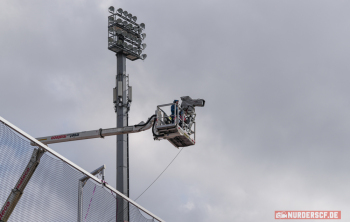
(0, 120, 162, 222)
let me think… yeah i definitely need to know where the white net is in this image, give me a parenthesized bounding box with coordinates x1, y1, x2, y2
(0, 117, 163, 222)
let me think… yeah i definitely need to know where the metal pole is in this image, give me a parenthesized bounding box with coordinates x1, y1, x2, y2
(77, 181, 83, 222)
(116, 52, 129, 222)
(78, 165, 106, 222)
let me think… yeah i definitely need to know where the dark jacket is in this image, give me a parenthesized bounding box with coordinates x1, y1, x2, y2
(171, 100, 178, 117)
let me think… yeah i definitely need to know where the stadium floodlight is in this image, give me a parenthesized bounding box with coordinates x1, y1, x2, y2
(122, 31, 128, 37)
(116, 29, 122, 35)
(109, 6, 115, 13)
(109, 5, 153, 220)
(108, 6, 147, 61)
(116, 18, 123, 24)
(126, 24, 132, 30)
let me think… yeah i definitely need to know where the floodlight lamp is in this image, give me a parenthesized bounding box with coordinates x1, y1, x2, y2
(141, 54, 147, 60)
(116, 18, 123, 24)
(137, 49, 142, 55)
(137, 28, 142, 34)
(122, 21, 128, 26)
(116, 29, 122, 35)
(140, 23, 145, 29)
(108, 17, 114, 22)
(132, 16, 137, 22)
(126, 24, 133, 30)
(108, 37, 114, 43)
(123, 11, 128, 16)
(123, 42, 128, 48)
(127, 13, 132, 19)
(117, 40, 123, 45)
(108, 6, 115, 13)
(117, 8, 123, 14)
(136, 39, 142, 44)
(141, 43, 147, 49)
(141, 33, 146, 39)
(128, 45, 133, 50)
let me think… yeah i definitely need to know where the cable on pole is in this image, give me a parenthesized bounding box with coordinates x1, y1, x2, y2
(99, 128, 104, 138)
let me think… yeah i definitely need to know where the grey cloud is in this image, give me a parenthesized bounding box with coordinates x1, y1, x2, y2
(1, 0, 350, 221)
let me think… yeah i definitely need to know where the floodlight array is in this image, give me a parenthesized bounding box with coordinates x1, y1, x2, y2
(108, 6, 147, 61)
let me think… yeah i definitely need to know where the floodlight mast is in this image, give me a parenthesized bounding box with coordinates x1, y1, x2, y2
(108, 6, 147, 222)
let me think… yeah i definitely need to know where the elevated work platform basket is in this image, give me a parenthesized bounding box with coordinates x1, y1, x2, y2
(154, 103, 196, 148)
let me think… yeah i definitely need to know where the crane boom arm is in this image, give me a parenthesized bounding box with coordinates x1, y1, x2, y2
(35, 116, 155, 145)
(0, 148, 45, 222)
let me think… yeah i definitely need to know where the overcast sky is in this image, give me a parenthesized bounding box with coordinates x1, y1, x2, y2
(1, 0, 350, 221)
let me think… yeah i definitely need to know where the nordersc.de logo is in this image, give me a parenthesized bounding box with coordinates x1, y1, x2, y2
(275, 211, 288, 219)
(275, 211, 341, 219)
